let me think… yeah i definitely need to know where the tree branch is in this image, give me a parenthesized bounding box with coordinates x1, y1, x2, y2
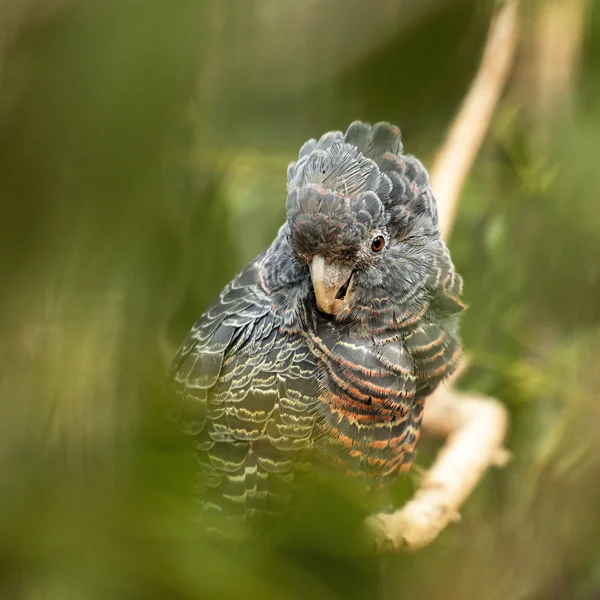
(367, 384, 511, 551)
(431, 0, 520, 240)
(366, 0, 518, 552)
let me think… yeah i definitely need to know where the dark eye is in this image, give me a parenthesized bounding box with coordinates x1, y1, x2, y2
(371, 235, 385, 253)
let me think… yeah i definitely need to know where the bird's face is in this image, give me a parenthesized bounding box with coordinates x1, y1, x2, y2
(288, 197, 391, 316)
(285, 123, 440, 319)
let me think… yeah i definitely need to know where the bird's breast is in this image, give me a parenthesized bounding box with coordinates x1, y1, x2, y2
(305, 323, 423, 480)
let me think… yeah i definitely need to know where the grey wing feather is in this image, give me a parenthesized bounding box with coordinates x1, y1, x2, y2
(169, 257, 319, 529)
(405, 243, 465, 397)
(169, 260, 268, 434)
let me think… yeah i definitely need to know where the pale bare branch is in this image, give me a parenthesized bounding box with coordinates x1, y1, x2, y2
(367, 385, 510, 551)
(366, 0, 518, 551)
(431, 0, 520, 240)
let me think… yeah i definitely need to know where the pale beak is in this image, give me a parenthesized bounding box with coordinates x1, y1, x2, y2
(309, 255, 353, 315)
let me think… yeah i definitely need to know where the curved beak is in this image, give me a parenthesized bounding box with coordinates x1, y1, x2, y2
(309, 255, 353, 315)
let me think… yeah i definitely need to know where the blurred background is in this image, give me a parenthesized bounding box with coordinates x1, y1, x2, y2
(1, 0, 599, 598)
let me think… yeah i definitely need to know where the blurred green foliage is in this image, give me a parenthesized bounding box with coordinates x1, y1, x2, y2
(1, 0, 599, 598)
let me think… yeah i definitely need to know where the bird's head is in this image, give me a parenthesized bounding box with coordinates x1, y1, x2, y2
(285, 121, 442, 319)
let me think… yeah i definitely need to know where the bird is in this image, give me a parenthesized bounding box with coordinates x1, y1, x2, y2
(169, 121, 465, 535)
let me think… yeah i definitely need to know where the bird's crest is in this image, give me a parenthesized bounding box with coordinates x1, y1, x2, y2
(286, 121, 438, 236)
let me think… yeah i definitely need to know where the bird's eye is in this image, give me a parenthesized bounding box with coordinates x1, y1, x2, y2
(371, 235, 386, 253)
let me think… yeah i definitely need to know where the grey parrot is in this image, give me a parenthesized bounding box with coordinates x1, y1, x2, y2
(170, 121, 465, 533)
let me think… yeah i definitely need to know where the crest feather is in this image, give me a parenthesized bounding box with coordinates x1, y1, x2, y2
(286, 121, 438, 233)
